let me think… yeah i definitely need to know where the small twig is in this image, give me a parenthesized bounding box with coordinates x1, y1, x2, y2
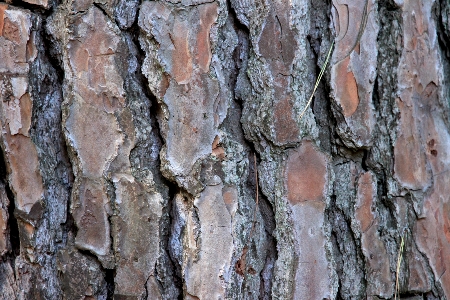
(298, 41, 335, 120)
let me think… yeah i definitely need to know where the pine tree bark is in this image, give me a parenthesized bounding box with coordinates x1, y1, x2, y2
(0, 0, 449, 299)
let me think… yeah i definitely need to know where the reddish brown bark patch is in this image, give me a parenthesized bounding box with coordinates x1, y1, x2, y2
(258, 0, 300, 145)
(334, 57, 359, 117)
(2, 17, 20, 44)
(407, 243, 431, 292)
(355, 172, 392, 297)
(259, 10, 283, 62)
(355, 172, 375, 232)
(65, 102, 122, 178)
(286, 141, 328, 205)
(196, 3, 218, 73)
(73, 179, 110, 256)
(235, 246, 248, 276)
(222, 186, 237, 215)
(211, 135, 225, 160)
(172, 17, 193, 84)
(68, 42, 89, 73)
(6, 133, 44, 214)
(393, 97, 429, 190)
(332, 0, 372, 60)
(19, 92, 32, 136)
(416, 190, 450, 296)
(0, 4, 6, 36)
(66, 7, 125, 113)
(273, 77, 300, 144)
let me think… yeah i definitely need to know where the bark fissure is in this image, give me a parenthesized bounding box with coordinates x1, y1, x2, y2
(0, 148, 19, 259)
(104, 268, 115, 300)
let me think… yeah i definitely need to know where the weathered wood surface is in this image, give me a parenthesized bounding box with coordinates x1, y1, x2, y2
(0, 0, 449, 299)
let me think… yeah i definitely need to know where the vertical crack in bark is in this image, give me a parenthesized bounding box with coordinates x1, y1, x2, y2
(326, 194, 368, 299)
(436, 0, 450, 126)
(164, 182, 184, 295)
(225, 3, 279, 295)
(104, 268, 115, 300)
(127, 10, 183, 297)
(41, 16, 76, 246)
(0, 148, 20, 259)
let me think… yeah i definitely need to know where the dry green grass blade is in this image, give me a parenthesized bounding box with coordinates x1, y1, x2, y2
(395, 233, 406, 300)
(299, 41, 334, 120)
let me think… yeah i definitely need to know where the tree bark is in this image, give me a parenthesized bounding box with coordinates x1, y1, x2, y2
(0, 0, 449, 299)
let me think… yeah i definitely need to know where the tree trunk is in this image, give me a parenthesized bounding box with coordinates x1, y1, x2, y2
(0, 0, 449, 299)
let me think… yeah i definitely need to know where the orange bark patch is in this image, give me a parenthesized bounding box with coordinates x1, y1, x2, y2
(19, 92, 32, 136)
(172, 18, 192, 84)
(211, 135, 226, 159)
(334, 57, 359, 117)
(286, 141, 328, 205)
(222, 188, 235, 206)
(0, 4, 7, 36)
(23, 221, 34, 237)
(212, 135, 220, 149)
(26, 32, 37, 62)
(66, 7, 125, 112)
(196, 3, 218, 73)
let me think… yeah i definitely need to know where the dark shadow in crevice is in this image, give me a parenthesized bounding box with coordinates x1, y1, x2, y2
(0, 146, 20, 259)
(124, 13, 184, 298)
(435, 0, 450, 126)
(226, 1, 278, 295)
(104, 268, 115, 300)
(165, 181, 184, 294)
(76, 248, 115, 299)
(325, 194, 368, 299)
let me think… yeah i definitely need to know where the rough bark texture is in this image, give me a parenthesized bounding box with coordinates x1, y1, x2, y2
(0, 0, 449, 299)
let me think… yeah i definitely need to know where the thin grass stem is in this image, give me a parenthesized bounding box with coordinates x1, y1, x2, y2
(395, 233, 406, 300)
(299, 41, 334, 120)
